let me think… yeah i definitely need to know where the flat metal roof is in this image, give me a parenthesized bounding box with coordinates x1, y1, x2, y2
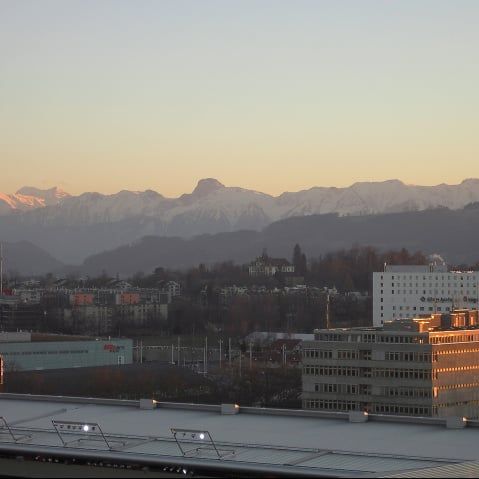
(0, 394, 477, 477)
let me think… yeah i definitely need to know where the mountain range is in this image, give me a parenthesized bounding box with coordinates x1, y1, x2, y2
(3, 203, 479, 276)
(1, 178, 479, 264)
(82, 202, 479, 276)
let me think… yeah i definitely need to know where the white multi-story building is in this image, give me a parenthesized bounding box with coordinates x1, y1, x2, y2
(373, 265, 479, 327)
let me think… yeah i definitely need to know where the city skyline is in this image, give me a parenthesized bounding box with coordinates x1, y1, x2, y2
(1, 0, 479, 196)
(3, 2, 479, 468)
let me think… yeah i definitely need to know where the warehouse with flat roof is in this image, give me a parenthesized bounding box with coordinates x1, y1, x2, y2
(0, 332, 132, 378)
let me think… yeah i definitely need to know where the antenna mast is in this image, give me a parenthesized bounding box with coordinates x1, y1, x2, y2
(326, 292, 330, 329)
(0, 242, 3, 296)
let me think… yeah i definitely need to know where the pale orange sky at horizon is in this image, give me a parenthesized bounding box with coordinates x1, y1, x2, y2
(1, 1, 478, 197)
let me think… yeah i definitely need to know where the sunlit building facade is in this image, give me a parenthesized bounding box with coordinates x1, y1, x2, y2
(302, 311, 479, 418)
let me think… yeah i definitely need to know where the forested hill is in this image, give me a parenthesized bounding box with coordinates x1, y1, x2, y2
(81, 203, 479, 276)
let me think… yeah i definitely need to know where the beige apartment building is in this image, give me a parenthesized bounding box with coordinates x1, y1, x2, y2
(302, 310, 479, 418)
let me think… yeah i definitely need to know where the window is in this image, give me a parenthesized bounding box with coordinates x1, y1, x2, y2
(338, 350, 359, 360)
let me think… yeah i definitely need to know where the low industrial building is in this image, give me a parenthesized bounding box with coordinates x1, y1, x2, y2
(302, 310, 479, 418)
(0, 332, 133, 379)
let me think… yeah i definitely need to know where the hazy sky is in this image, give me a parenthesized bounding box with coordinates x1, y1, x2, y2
(1, 0, 479, 197)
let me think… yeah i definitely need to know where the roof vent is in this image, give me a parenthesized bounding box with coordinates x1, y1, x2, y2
(140, 399, 157, 410)
(221, 404, 240, 415)
(446, 416, 466, 429)
(349, 411, 368, 423)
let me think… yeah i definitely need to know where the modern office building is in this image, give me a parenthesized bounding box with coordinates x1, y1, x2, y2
(0, 332, 133, 378)
(372, 264, 479, 326)
(302, 311, 479, 418)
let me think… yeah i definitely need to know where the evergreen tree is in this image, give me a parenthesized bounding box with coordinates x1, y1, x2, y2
(293, 244, 301, 270)
(293, 244, 307, 276)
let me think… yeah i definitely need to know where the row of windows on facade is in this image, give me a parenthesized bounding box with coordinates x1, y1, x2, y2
(381, 290, 477, 296)
(313, 383, 432, 398)
(303, 349, 433, 362)
(380, 274, 477, 281)
(437, 382, 479, 392)
(0, 346, 126, 356)
(374, 404, 431, 416)
(380, 306, 452, 319)
(436, 348, 479, 355)
(306, 348, 479, 361)
(304, 365, 479, 378)
(314, 383, 368, 395)
(1, 349, 89, 356)
(306, 348, 479, 357)
(303, 366, 432, 379)
(380, 281, 477, 288)
(433, 400, 479, 410)
(303, 399, 431, 416)
(317, 333, 479, 344)
(430, 334, 479, 344)
(303, 399, 359, 411)
(318, 333, 426, 343)
(394, 305, 442, 311)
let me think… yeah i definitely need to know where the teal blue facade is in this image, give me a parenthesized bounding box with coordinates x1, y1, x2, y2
(0, 339, 133, 371)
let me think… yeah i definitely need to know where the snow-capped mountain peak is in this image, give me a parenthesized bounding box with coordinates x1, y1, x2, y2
(1, 179, 479, 237)
(192, 178, 225, 197)
(0, 186, 70, 215)
(16, 186, 70, 206)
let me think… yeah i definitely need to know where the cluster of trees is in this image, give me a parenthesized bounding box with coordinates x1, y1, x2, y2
(140, 245, 427, 293)
(164, 290, 371, 337)
(129, 244, 428, 295)
(24, 244, 431, 297)
(2, 363, 302, 409)
(307, 246, 428, 292)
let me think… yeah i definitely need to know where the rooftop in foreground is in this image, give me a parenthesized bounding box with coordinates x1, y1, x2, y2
(1, 394, 479, 477)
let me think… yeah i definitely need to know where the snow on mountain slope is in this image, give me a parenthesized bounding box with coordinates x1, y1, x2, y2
(2, 179, 479, 238)
(277, 179, 479, 217)
(27, 189, 170, 225)
(162, 186, 275, 235)
(0, 186, 70, 215)
(16, 186, 70, 206)
(0, 192, 46, 214)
